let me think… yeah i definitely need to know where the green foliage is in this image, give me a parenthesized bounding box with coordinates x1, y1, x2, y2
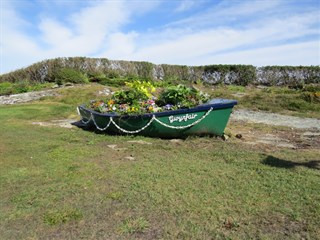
(157, 84, 209, 107)
(118, 217, 149, 234)
(227, 85, 246, 92)
(161, 64, 190, 81)
(0, 81, 54, 96)
(111, 80, 155, 105)
(135, 61, 154, 79)
(87, 71, 123, 85)
(112, 89, 146, 106)
(125, 80, 155, 98)
(0, 82, 14, 95)
(302, 84, 320, 92)
(203, 64, 257, 85)
(43, 208, 83, 225)
(89, 82, 209, 114)
(300, 92, 320, 103)
(55, 68, 88, 85)
(105, 191, 124, 201)
(260, 66, 320, 85)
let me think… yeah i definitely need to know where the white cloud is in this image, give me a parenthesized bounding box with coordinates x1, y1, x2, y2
(39, 19, 73, 46)
(1, 0, 319, 74)
(198, 41, 320, 66)
(101, 31, 138, 59)
(175, 1, 196, 12)
(1, 1, 133, 73)
(168, 0, 282, 29)
(126, 10, 319, 65)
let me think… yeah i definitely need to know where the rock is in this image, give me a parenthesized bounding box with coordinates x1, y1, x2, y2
(302, 131, 320, 137)
(63, 82, 74, 87)
(222, 134, 229, 141)
(107, 144, 127, 151)
(231, 92, 246, 98)
(169, 139, 183, 144)
(235, 134, 243, 139)
(98, 88, 111, 96)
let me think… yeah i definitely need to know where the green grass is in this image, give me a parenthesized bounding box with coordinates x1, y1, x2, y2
(208, 84, 320, 118)
(0, 84, 319, 239)
(0, 81, 55, 95)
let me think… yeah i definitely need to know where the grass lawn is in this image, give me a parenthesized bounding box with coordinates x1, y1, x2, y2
(0, 84, 319, 239)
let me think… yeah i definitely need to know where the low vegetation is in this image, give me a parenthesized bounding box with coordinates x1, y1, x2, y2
(1, 57, 319, 86)
(0, 81, 55, 95)
(207, 84, 320, 118)
(0, 84, 319, 239)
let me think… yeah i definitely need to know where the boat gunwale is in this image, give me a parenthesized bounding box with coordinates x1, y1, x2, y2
(79, 99, 237, 119)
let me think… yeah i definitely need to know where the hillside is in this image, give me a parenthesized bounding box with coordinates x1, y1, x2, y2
(1, 57, 319, 86)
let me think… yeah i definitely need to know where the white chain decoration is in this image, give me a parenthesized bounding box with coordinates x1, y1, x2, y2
(78, 107, 213, 133)
(153, 107, 213, 129)
(110, 116, 155, 134)
(92, 114, 112, 131)
(77, 107, 92, 124)
(81, 113, 92, 124)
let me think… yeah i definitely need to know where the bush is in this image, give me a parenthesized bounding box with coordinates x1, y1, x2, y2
(202, 65, 256, 85)
(55, 68, 88, 85)
(0, 82, 14, 95)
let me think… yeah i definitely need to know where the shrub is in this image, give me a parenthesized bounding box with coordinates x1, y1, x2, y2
(0, 82, 14, 95)
(55, 68, 88, 85)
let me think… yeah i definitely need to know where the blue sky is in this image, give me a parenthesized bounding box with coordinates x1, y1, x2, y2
(1, 0, 319, 74)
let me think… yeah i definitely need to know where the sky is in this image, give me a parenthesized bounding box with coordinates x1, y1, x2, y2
(1, 0, 320, 74)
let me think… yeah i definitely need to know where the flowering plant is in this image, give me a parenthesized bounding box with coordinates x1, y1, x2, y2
(88, 80, 209, 115)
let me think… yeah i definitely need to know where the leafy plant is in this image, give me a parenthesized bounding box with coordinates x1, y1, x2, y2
(112, 80, 155, 105)
(125, 80, 155, 98)
(88, 82, 209, 115)
(157, 84, 209, 108)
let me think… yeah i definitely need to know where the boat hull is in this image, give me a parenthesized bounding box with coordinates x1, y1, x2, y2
(78, 99, 237, 138)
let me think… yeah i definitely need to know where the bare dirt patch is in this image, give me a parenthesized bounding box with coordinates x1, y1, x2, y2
(227, 119, 320, 150)
(32, 119, 78, 128)
(255, 214, 309, 239)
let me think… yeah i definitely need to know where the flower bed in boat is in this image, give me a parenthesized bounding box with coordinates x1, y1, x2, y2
(87, 81, 209, 115)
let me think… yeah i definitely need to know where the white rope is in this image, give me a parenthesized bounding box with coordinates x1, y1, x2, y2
(110, 116, 155, 134)
(91, 114, 112, 131)
(78, 107, 213, 133)
(153, 107, 213, 129)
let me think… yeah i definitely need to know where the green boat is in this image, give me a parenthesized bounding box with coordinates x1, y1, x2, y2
(77, 99, 237, 138)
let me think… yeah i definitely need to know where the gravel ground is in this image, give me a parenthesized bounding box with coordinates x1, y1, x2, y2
(231, 109, 320, 130)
